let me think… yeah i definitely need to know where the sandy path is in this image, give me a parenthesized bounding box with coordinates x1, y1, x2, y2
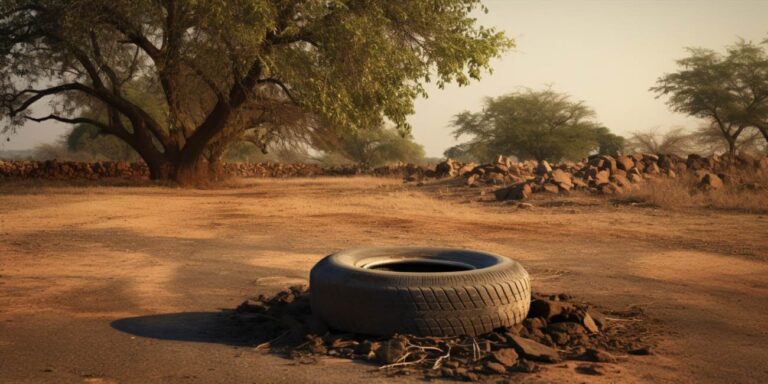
(0, 177, 766, 383)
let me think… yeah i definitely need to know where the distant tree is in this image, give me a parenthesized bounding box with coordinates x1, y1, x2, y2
(0, 1, 511, 182)
(691, 123, 767, 156)
(443, 143, 483, 163)
(324, 127, 425, 166)
(651, 39, 768, 157)
(594, 126, 625, 155)
(450, 89, 612, 162)
(625, 127, 693, 156)
(66, 124, 140, 161)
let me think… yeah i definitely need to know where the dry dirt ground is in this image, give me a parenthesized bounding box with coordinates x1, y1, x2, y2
(1, 177, 767, 383)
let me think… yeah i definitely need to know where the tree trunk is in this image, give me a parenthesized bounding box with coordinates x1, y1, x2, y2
(728, 138, 737, 159)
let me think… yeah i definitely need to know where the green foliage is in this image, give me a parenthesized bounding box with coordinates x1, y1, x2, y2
(594, 126, 625, 155)
(324, 126, 426, 166)
(0, 0, 512, 180)
(450, 89, 614, 162)
(651, 39, 768, 156)
(65, 124, 141, 161)
(443, 143, 482, 163)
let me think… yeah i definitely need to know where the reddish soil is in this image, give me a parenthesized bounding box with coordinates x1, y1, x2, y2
(1, 177, 767, 383)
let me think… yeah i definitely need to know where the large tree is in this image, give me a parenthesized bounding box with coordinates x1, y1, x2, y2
(651, 39, 768, 157)
(0, 1, 510, 182)
(450, 89, 611, 162)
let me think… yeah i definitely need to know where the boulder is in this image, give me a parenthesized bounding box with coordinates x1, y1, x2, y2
(594, 170, 610, 185)
(494, 183, 532, 201)
(616, 156, 634, 171)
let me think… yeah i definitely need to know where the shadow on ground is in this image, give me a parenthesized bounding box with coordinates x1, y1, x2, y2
(111, 311, 263, 347)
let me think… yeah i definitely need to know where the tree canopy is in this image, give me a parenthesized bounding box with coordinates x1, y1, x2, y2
(449, 89, 618, 162)
(0, 0, 511, 181)
(651, 39, 768, 157)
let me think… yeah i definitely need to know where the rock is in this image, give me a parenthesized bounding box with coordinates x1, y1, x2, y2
(551, 332, 569, 345)
(435, 159, 457, 177)
(523, 317, 545, 330)
(528, 299, 573, 320)
(628, 346, 654, 356)
(627, 169, 643, 182)
(551, 169, 572, 184)
(515, 359, 541, 373)
(576, 363, 607, 375)
(466, 174, 479, 187)
(542, 183, 560, 194)
(491, 348, 519, 367)
(506, 335, 561, 363)
(594, 170, 610, 185)
(494, 183, 532, 201)
(517, 202, 534, 209)
(611, 173, 631, 187)
(585, 308, 607, 328)
(375, 337, 408, 364)
(616, 156, 635, 171)
(699, 172, 723, 190)
(580, 348, 617, 363)
(457, 163, 477, 176)
(547, 322, 586, 336)
(484, 361, 508, 374)
(572, 178, 588, 189)
(536, 160, 553, 175)
(599, 182, 622, 195)
(582, 312, 600, 333)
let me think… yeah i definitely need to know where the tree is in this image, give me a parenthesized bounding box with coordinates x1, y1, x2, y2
(0, 1, 511, 182)
(691, 123, 766, 156)
(443, 143, 483, 163)
(450, 89, 611, 162)
(625, 127, 694, 155)
(594, 126, 625, 155)
(651, 39, 768, 158)
(325, 126, 425, 166)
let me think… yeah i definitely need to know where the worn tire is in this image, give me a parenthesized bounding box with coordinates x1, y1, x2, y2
(309, 247, 530, 337)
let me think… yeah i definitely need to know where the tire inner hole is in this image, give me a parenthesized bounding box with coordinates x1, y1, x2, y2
(367, 260, 474, 273)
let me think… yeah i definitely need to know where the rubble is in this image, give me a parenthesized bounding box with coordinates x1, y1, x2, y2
(0, 159, 421, 180)
(422, 152, 768, 201)
(231, 287, 654, 380)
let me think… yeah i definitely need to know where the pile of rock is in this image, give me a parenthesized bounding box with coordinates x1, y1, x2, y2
(0, 159, 418, 180)
(0, 159, 147, 180)
(427, 153, 768, 201)
(232, 287, 652, 381)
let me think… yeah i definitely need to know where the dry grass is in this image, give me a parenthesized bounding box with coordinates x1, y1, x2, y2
(616, 169, 768, 214)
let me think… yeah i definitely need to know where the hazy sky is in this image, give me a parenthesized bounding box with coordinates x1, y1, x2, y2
(2, 0, 768, 156)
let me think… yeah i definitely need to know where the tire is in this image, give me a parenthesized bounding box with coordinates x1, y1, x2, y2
(309, 247, 531, 337)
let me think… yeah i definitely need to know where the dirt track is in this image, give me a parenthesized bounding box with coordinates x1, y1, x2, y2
(1, 177, 767, 383)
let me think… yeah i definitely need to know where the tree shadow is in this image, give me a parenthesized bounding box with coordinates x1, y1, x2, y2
(111, 310, 266, 347)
